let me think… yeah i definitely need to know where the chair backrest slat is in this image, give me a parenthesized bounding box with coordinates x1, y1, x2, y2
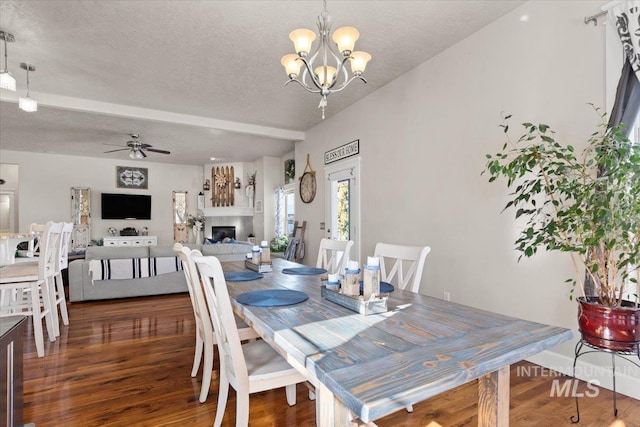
(58, 222, 74, 270)
(373, 243, 431, 293)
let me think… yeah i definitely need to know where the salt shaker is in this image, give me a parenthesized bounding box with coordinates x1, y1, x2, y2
(362, 256, 381, 300)
(343, 260, 360, 297)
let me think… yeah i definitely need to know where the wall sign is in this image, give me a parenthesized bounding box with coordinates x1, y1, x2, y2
(324, 139, 359, 165)
(116, 166, 148, 189)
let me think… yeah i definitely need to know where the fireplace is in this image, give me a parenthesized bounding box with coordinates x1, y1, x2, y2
(211, 226, 236, 241)
(205, 216, 252, 242)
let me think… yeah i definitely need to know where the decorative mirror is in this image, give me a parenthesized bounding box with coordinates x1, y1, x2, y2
(173, 191, 188, 243)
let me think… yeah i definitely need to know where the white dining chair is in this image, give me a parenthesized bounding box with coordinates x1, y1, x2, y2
(27, 222, 45, 254)
(0, 221, 62, 357)
(316, 238, 354, 274)
(192, 254, 307, 427)
(374, 242, 431, 293)
(174, 243, 258, 403)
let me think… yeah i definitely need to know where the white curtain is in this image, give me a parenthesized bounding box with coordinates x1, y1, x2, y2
(274, 186, 285, 238)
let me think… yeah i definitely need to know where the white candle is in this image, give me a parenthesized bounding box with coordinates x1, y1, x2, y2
(328, 273, 339, 283)
(367, 256, 380, 267)
(348, 260, 359, 271)
(260, 240, 269, 247)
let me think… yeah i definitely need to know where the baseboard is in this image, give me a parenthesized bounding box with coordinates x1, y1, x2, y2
(526, 349, 640, 400)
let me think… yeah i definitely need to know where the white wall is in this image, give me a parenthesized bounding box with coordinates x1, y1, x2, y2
(295, 1, 640, 397)
(0, 150, 201, 245)
(251, 156, 281, 243)
(202, 161, 254, 211)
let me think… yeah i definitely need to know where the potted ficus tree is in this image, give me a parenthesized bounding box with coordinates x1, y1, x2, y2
(483, 107, 640, 352)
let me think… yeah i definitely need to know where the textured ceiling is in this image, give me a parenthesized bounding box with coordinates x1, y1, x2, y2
(0, 0, 525, 165)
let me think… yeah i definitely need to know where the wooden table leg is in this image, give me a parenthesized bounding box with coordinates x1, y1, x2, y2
(478, 365, 510, 426)
(318, 382, 360, 427)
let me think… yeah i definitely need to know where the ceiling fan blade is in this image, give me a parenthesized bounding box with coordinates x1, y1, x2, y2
(146, 148, 171, 155)
(140, 150, 148, 158)
(104, 148, 129, 153)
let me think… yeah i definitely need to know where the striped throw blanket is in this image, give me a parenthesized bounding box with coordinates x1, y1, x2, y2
(88, 256, 183, 284)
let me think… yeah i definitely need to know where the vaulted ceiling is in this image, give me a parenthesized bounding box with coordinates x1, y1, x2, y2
(0, 0, 525, 165)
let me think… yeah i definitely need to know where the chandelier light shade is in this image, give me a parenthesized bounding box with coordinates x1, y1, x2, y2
(289, 29, 316, 56)
(281, 1, 371, 119)
(331, 26, 359, 54)
(281, 54, 302, 78)
(19, 63, 37, 112)
(0, 30, 16, 91)
(350, 51, 371, 75)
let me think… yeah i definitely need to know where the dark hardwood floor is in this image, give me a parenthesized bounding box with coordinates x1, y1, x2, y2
(21, 294, 639, 426)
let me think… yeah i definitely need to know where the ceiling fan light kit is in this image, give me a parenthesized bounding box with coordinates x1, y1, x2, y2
(280, 0, 371, 119)
(104, 133, 171, 160)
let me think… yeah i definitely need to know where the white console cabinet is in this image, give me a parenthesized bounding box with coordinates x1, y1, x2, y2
(103, 236, 158, 247)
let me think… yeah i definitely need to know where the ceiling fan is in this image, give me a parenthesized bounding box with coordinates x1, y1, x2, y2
(104, 134, 171, 159)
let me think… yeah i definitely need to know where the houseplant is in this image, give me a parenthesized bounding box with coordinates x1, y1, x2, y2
(270, 236, 289, 253)
(483, 108, 640, 351)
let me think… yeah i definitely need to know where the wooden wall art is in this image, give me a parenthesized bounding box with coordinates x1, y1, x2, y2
(211, 166, 235, 207)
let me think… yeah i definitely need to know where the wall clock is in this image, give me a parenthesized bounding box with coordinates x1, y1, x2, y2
(299, 154, 317, 204)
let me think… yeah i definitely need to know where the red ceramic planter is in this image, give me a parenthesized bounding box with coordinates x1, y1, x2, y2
(578, 296, 640, 352)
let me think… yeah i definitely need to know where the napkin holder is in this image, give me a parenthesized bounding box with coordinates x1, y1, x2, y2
(244, 260, 273, 273)
(321, 285, 388, 315)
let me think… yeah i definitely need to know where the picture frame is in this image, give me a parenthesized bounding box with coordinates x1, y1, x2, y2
(116, 166, 148, 189)
(255, 199, 263, 214)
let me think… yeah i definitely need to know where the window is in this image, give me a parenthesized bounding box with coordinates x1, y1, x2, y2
(275, 184, 295, 238)
(284, 188, 295, 236)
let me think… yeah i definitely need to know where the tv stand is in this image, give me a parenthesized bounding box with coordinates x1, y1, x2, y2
(103, 236, 157, 247)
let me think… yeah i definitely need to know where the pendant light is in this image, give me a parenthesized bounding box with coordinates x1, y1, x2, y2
(18, 63, 37, 112)
(0, 30, 16, 91)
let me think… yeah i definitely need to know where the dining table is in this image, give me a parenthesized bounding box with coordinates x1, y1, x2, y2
(0, 232, 35, 266)
(221, 258, 573, 426)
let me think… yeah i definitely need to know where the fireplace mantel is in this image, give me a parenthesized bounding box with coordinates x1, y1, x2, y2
(199, 207, 254, 217)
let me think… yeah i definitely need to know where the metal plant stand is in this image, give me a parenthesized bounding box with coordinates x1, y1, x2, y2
(570, 338, 640, 423)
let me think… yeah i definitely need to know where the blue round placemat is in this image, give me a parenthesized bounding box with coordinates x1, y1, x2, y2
(359, 280, 395, 293)
(282, 267, 327, 275)
(236, 289, 309, 307)
(224, 271, 263, 282)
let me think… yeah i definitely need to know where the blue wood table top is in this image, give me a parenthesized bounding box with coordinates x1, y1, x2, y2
(222, 258, 573, 424)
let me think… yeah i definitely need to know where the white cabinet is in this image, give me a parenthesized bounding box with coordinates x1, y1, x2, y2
(103, 236, 157, 247)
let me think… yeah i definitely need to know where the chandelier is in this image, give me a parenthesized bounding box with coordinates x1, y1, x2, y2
(280, 1, 371, 119)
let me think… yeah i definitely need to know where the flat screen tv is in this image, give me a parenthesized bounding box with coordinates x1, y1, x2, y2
(101, 193, 151, 220)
